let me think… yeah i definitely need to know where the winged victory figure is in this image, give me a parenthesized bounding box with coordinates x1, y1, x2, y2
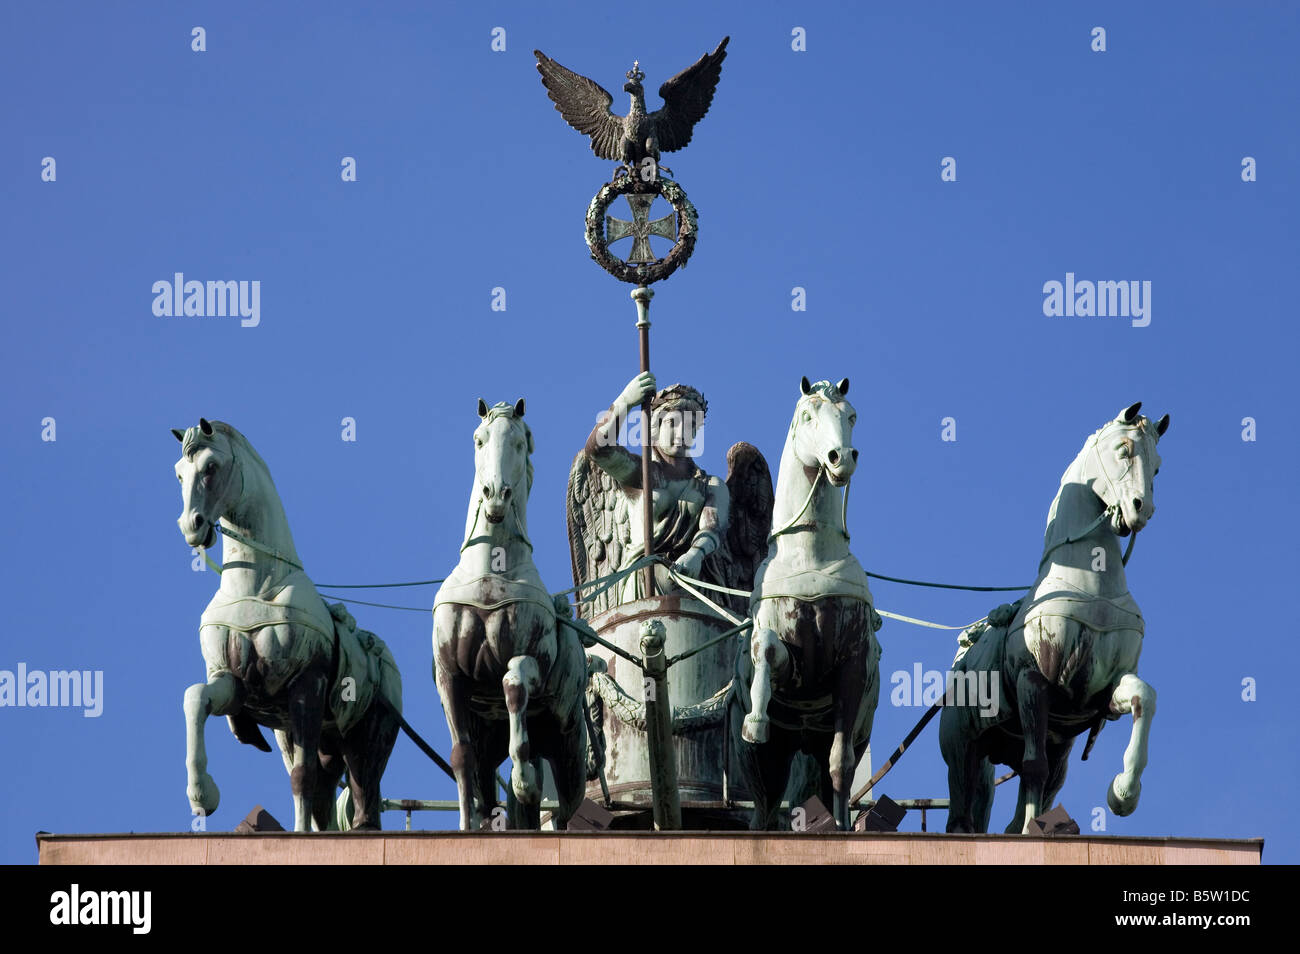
(534, 37, 729, 169)
(566, 371, 772, 620)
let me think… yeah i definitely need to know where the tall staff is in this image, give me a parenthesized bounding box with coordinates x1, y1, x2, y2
(632, 284, 655, 593)
(534, 39, 728, 831)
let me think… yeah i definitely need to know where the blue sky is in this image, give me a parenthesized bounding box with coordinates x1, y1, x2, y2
(1, 1, 1296, 862)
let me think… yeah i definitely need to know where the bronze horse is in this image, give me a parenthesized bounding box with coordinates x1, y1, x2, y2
(433, 400, 589, 830)
(175, 419, 401, 831)
(729, 379, 881, 830)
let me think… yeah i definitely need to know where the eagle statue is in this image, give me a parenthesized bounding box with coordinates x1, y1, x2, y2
(534, 36, 729, 167)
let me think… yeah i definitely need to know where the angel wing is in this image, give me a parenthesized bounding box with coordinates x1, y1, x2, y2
(652, 36, 729, 153)
(534, 51, 625, 160)
(723, 441, 773, 597)
(567, 451, 632, 618)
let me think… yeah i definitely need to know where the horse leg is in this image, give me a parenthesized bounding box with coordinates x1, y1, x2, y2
(829, 655, 867, 830)
(183, 673, 238, 820)
(549, 708, 588, 832)
(475, 719, 506, 828)
(506, 757, 544, 830)
(1107, 673, 1156, 817)
(942, 709, 991, 833)
(340, 705, 399, 831)
(503, 655, 542, 808)
(1008, 737, 1074, 833)
(1042, 739, 1073, 817)
(550, 750, 585, 832)
(752, 737, 797, 831)
(808, 733, 834, 817)
(274, 728, 295, 775)
(969, 753, 995, 833)
(269, 727, 309, 829)
(743, 627, 789, 744)
(287, 667, 329, 832)
(312, 734, 344, 831)
(1012, 668, 1052, 834)
(437, 666, 481, 831)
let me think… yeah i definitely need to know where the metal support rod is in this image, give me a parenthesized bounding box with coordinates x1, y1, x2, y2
(639, 620, 681, 830)
(632, 284, 655, 598)
(849, 702, 942, 807)
(383, 796, 953, 815)
(585, 630, 644, 669)
(667, 619, 752, 667)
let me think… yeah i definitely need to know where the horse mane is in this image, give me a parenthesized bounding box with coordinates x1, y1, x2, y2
(807, 379, 846, 402)
(1041, 413, 1157, 565)
(788, 380, 846, 435)
(1062, 414, 1154, 487)
(207, 421, 273, 483)
(181, 420, 278, 507)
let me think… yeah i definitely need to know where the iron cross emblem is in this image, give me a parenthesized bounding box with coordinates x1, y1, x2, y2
(606, 194, 678, 264)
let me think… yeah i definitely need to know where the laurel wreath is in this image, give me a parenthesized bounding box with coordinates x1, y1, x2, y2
(584, 173, 698, 285)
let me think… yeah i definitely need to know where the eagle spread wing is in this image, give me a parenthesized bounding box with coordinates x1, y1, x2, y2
(534, 51, 625, 160)
(653, 36, 729, 153)
(723, 440, 773, 594)
(567, 451, 632, 618)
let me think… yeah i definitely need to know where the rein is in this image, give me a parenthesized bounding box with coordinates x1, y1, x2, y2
(190, 430, 304, 576)
(213, 521, 304, 572)
(458, 491, 534, 554)
(846, 436, 1145, 810)
(1123, 529, 1137, 566)
(767, 465, 852, 543)
(1040, 429, 1145, 568)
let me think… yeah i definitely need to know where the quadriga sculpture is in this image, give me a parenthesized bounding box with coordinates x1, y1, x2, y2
(433, 399, 589, 830)
(174, 419, 402, 831)
(941, 403, 1169, 833)
(730, 377, 883, 831)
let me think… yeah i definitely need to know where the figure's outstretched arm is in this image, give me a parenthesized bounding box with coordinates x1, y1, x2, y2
(585, 371, 657, 487)
(674, 475, 729, 576)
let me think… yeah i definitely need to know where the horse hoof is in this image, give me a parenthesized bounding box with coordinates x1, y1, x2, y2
(1108, 774, 1141, 817)
(187, 772, 220, 817)
(512, 762, 540, 804)
(742, 715, 769, 744)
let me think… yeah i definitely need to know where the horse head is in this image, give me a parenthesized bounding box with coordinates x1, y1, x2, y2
(1084, 402, 1170, 537)
(790, 376, 858, 487)
(172, 418, 242, 548)
(474, 398, 533, 525)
